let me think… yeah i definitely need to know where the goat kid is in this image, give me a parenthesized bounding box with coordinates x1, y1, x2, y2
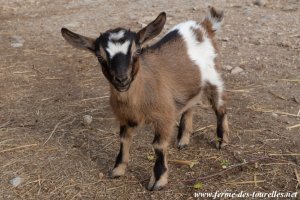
(61, 7, 229, 190)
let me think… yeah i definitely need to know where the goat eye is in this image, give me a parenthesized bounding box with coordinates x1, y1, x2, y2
(135, 46, 142, 55)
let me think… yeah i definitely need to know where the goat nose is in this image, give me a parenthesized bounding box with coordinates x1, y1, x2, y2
(115, 76, 128, 84)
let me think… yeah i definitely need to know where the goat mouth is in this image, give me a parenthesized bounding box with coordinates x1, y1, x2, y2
(114, 82, 131, 92)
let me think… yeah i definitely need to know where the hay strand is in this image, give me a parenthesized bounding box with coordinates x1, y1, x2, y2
(194, 125, 214, 133)
(0, 144, 37, 153)
(287, 124, 300, 130)
(269, 153, 300, 156)
(43, 122, 61, 145)
(80, 96, 109, 102)
(248, 105, 299, 117)
(278, 79, 300, 82)
(169, 159, 198, 168)
(268, 90, 287, 100)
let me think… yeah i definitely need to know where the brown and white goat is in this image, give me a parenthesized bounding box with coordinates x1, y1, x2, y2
(61, 7, 229, 190)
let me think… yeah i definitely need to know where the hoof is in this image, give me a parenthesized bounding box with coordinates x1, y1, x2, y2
(147, 172, 168, 191)
(147, 177, 168, 191)
(215, 141, 228, 150)
(177, 137, 190, 150)
(110, 165, 126, 178)
(177, 143, 188, 150)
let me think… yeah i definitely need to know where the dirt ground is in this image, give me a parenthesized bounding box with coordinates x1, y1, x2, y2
(1, 0, 300, 199)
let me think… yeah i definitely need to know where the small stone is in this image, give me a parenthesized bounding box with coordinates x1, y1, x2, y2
(221, 37, 229, 42)
(138, 22, 147, 28)
(10, 36, 24, 48)
(271, 112, 278, 118)
(10, 176, 23, 187)
(254, 0, 267, 7)
(99, 172, 104, 180)
(231, 67, 244, 74)
(83, 115, 93, 125)
(223, 65, 233, 71)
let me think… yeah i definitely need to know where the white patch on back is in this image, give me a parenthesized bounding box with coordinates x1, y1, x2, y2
(106, 40, 130, 58)
(109, 30, 125, 40)
(170, 21, 224, 106)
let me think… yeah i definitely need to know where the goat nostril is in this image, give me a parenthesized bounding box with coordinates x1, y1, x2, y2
(115, 76, 128, 84)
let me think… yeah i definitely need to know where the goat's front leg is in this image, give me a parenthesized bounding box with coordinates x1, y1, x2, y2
(148, 121, 174, 191)
(111, 123, 136, 178)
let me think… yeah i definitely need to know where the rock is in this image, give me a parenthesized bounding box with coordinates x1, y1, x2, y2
(99, 172, 104, 180)
(10, 35, 24, 48)
(231, 67, 244, 74)
(253, 0, 267, 7)
(223, 65, 233, 71)
(83, 115, 93, 126)
(10, 176, 23, 187)
(221, 37, 230, 42)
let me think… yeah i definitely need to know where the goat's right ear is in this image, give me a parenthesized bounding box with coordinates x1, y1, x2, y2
(136, 12, 166, 46)
(61, 28, 96, 52)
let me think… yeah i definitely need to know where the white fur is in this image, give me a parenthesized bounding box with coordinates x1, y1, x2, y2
(109, 30, 125, 40)
(106, 40, 130, 58)
(170, 21, 224, 106)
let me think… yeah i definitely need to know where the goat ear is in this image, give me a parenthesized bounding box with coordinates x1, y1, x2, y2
(61, 28, 96, 52)
(137, 12, 166, 45)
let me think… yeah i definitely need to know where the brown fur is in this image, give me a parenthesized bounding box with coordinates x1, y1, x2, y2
(110, 37, 202, 134)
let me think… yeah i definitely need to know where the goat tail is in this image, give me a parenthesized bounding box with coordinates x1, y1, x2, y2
(202, 6, 224, 33)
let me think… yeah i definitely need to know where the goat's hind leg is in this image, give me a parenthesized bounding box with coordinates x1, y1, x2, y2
(148, 120, 174, 191)
(111, 123, 136, 178)
(177, 108, 194, 149)
(205, 83, 229, 149)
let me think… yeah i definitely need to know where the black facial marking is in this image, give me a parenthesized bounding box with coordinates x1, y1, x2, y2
(150, 29, 179, 49)
(110, 53, 130, 73)
(127, 120, 138, 127)
(154, 149, 166, 180)
(177, 114, 186, 140)
(94, 28, 139, 92)
(120, 125, 127, 138)
(114, 143, 123, 168)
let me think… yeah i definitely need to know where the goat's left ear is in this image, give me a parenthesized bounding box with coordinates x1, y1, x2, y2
(136, 12, 166, 45)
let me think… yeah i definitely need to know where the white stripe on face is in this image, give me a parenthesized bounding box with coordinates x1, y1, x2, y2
(109, 30, 125, 40)
(106, 40, 130, 58)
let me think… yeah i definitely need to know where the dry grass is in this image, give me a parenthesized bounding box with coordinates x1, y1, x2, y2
(1, 0, 300, 199)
